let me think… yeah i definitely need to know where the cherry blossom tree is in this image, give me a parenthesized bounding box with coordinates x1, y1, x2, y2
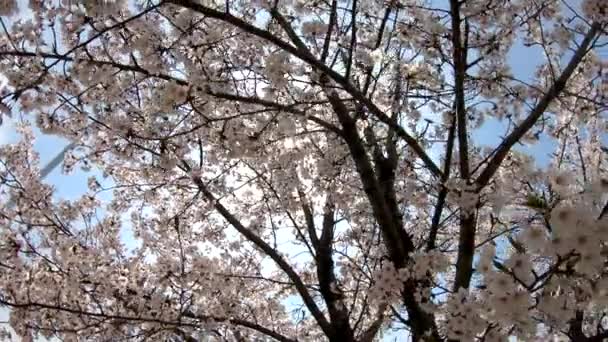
(0, 0, 607, 341)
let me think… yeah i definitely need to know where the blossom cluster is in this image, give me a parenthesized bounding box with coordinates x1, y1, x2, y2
(583, 0, 608, 23)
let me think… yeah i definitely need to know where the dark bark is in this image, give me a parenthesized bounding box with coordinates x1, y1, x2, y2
(453, 211, 477, 290)
(427, 113, 456, 251)
(316, 201, 356, 342)
(325, 90, 441, 341)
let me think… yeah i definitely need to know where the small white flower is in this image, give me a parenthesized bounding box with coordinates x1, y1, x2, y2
(582, 0, 608, 23)
(576, 249, 603, 276)
(520, 224, 547, 252)
(486, 271, 515, 295)
(505, 253, 533, 285)
(548, 169, 574, 194)
(477, 244, 495, 274)
(0, 0, 18, 16)
(550, 204, 576, 237)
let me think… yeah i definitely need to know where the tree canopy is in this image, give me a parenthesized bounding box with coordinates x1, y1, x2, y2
(0, 0, 607, 341)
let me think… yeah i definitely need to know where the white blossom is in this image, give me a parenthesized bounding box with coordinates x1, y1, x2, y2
(0, 1, 605, 340)
(0, 0, 18, 16)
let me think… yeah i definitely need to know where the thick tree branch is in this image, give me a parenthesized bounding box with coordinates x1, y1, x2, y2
(449, 0, 470, 180)
(324, 89, 440, 341)
(187, 170, 333, 337)
(325, 90, 410, 265)
(345, 0, 358, 79)
(475, 23, 601, 190)
(453, 210, 477, 290)
(358, 304, 386, 342)
(452, 21, 600, 292)
(449, 0, 478, 291)
(427, 113, 456, 251)
(316, 200, 355, 341)
(297, 189, 320, 252)
(320, 0, 338, 63)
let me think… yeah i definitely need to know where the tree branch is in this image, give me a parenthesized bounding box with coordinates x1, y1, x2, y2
(166, 0, 443, 178)
(297, 189, 320, 252)
(475, 22, 601, 190)
(187, 169, 333, 337)
(324, 90, 410, 265)
(320, 0, 338, 63)
(323, 89, 440, 341)
(427, 112, 456, 251)
(316, 199, 355, 341)
(449, 0, 470, 180)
